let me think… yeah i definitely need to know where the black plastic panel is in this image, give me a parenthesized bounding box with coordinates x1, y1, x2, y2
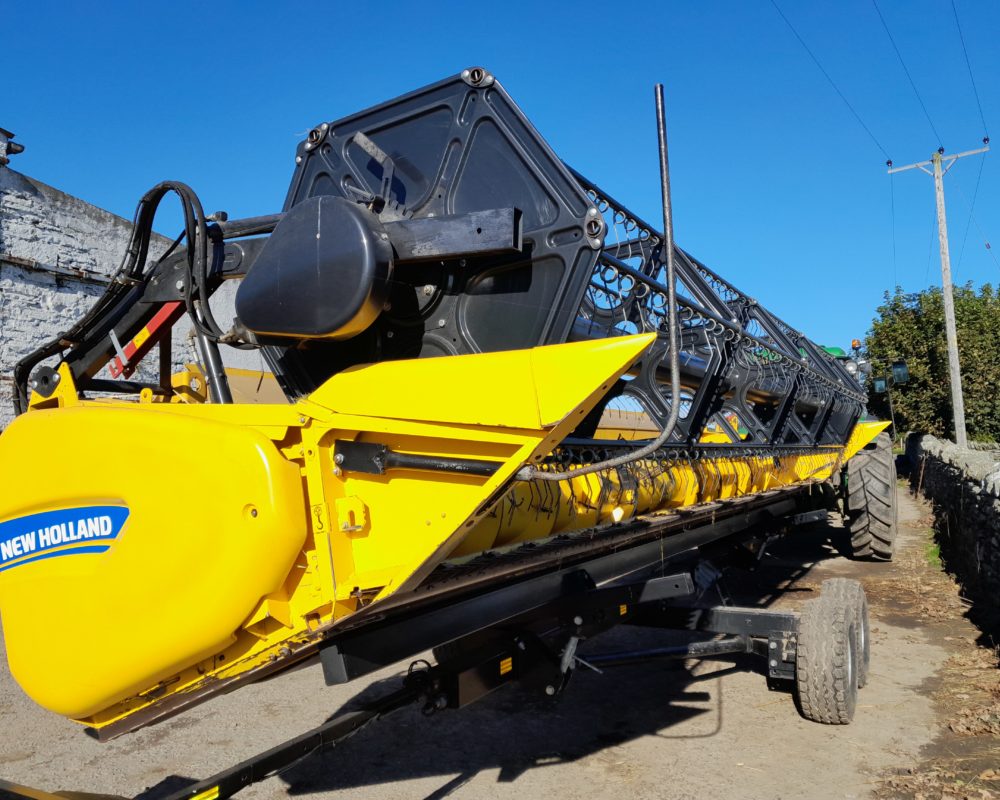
(236, 196, 391, 339)
(272, 69, 603, 396)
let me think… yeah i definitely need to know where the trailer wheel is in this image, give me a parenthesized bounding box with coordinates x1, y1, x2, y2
(846, 432, 897, 561)
(794, 596, 858, 724)
(820, 578, 870, 688)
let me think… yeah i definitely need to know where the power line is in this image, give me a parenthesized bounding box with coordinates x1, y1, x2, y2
(871, 0, 944, 148)
(955, 151, 985, 271)
(951, 164, 1000, 273)
(950, 0, 990, 140)
(770, 0, 892, 161)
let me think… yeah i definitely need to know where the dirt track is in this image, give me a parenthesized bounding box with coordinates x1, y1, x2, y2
(1, 485, 997, 800)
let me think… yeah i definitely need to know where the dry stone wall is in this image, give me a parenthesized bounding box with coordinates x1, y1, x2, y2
(907, 432, 1000, 609)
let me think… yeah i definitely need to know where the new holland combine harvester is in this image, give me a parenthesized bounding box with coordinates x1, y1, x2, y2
(0, 69, 897, 799)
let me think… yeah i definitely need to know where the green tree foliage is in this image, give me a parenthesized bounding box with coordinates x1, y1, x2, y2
(864, 284, 1000, 441)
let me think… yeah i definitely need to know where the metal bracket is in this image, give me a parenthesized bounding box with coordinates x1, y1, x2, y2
(383, 208, 523, 262)
(790, 509, 829, 527)
(333, 440, 501, 478)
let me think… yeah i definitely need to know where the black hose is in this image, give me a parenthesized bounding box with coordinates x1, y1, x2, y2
(12, 181, 228, 414)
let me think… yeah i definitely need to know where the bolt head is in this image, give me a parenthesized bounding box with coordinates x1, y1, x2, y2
(573, 616, 583, 626)
(544, 685, 556, 696)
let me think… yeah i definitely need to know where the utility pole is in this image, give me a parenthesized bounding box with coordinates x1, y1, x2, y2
(888, 143, 989, 448)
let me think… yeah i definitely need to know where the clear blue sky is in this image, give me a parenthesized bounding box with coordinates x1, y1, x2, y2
(5, 0, 998, 347)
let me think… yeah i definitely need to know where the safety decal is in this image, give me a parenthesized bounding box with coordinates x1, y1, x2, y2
(0, 505, 130, 573)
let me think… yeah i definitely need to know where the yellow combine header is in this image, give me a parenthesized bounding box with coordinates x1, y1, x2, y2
(0, 69, 896, 799)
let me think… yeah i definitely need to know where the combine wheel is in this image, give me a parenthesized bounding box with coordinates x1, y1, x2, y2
(794, 595, 858, 724)
(820, 578, 870, 688)
(846, 432, 897, 561)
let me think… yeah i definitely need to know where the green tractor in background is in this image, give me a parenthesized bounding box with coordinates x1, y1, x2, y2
(821, 341, 905, 562)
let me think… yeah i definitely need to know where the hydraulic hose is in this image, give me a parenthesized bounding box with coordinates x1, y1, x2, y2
(13, 181, 228, 413)
(517, 84, 682, 482)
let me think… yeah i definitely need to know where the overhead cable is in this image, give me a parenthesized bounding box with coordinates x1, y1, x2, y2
(871, 0, 944, 148)
(950, 0, 990, 140)
(951, 165, 999, 272)
(954, 152, 985, 272)
(770, 0, 892, 162)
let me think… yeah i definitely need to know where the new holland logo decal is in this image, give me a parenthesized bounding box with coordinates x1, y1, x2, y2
(0, 506, 129, 572)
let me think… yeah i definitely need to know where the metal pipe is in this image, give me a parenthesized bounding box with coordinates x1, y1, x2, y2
(585, 636, 748, 667)
(516, 83, 682, 482)
(193, 322, 233, 404)
(158, 329, 172, 394)
(215, 213, 283, 240)
(384, 451, 501, 477)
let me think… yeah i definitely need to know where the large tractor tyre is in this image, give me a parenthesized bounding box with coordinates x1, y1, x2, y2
(820, 578, 870, 688)
(794, 596, 859, 724)
(846, 432, 897, 561)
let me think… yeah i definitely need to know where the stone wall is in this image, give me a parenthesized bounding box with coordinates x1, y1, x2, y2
(907, 432, 1000, 608)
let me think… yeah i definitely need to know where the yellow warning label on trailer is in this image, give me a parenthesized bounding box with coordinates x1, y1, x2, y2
(190, 787, 220, 800)
(499, 656, 513, 675)
(619, 604, 628, 616)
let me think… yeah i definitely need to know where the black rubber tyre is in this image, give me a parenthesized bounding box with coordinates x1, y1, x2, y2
(794, 596, 859, 724)
(820, 578, 870, 689)
(846, 432, 897, 561)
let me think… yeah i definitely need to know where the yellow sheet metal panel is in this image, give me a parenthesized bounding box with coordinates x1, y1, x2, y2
(0, 332, 864, 734)
(0, 406, 306, 719)
(301, 334, 659, 598)
(305, 334, 656, 429)
(841, 420, 892, 465)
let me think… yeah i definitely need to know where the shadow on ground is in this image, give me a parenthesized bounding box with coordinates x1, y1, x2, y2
(139, 520, 856, 800)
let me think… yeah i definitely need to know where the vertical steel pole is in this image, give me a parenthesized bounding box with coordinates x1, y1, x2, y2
(655, 84, 681, 438)
(932, 152, 968, 448)
(194, 323, 233, 404)
(517, 83, 683, 482)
